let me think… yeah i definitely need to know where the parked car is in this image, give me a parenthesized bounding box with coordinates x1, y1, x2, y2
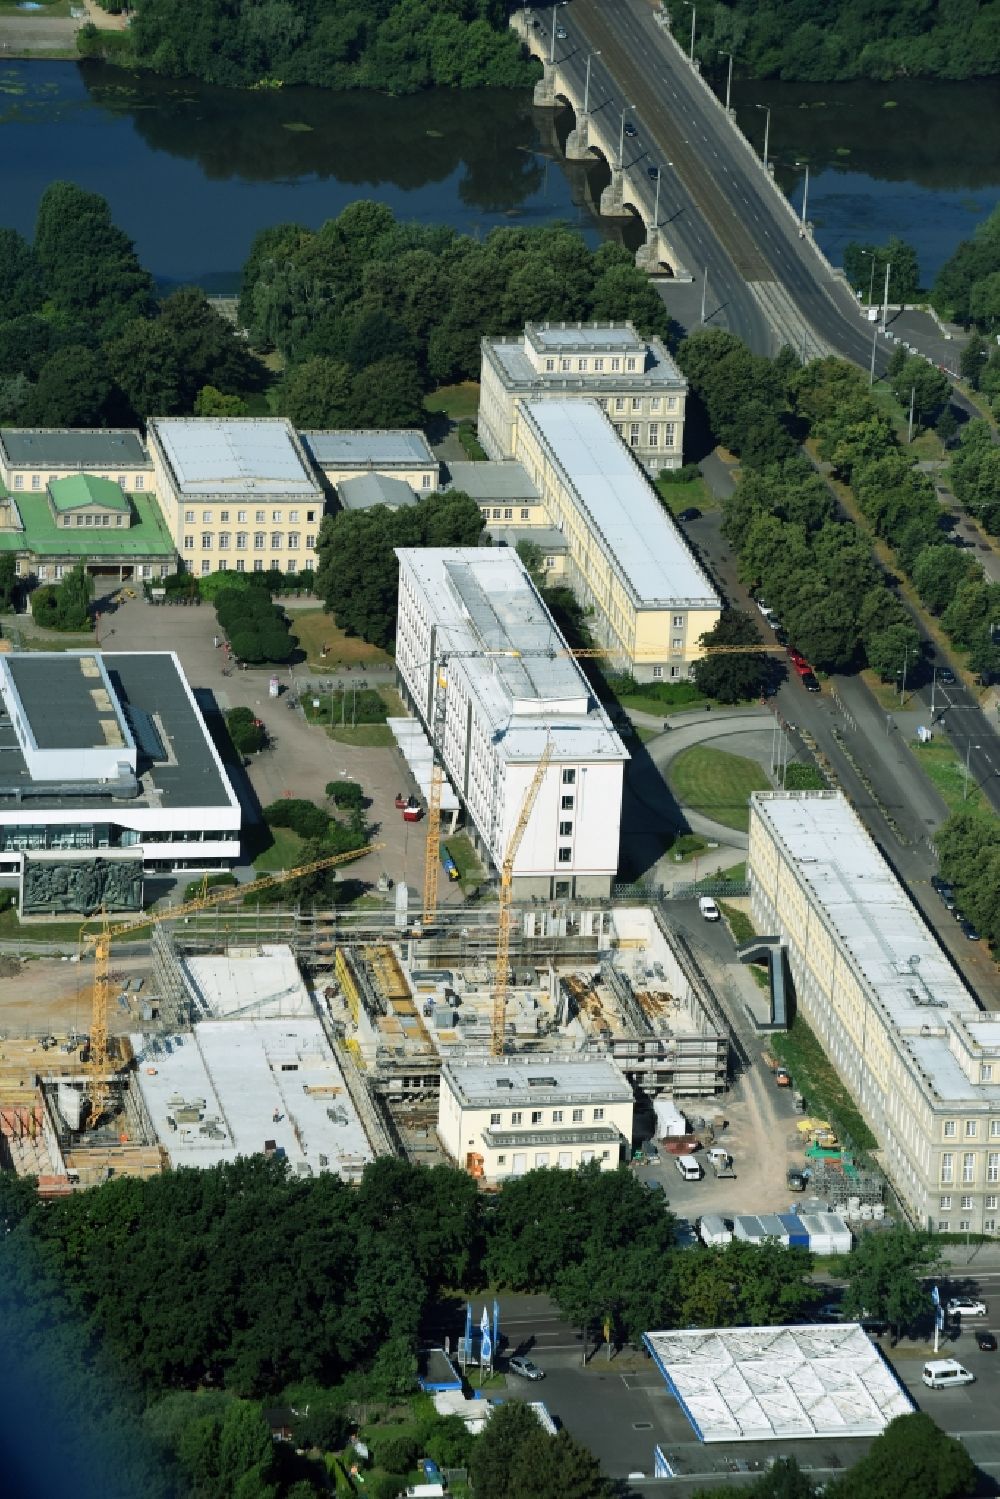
(961, 920, 981, 942)
(976, 1330, 997, 1351)
(931, 876, 957, 911)
(756, 597, 775, 618)
(677, 506, 701, 522)
(792, 657, 813, 677)
(508, 1355, 545, 1380)
(947, 1297, 988, 1318)
(937, 666, 956, 685)
(818, 1302, 845, 1321)
(698, 895, 721, 921)
(555, 25, 567, 38)
(801, 673, 821, 693)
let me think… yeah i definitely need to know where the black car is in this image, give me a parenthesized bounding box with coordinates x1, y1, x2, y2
(938, 666, 956, 685)
(962, 920, 981, 941)
(773, 625, 789, 646)
(976, 1330, 997, 1352)
(801, 672, 821, 692)
(647, 165, 660, 180)
(677, 507, 701, 522)
(624, 121, 638, 137)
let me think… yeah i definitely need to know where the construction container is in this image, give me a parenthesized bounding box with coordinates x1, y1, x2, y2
(777, 1213, 809, 1248)
(699, 1214, 733, 1246)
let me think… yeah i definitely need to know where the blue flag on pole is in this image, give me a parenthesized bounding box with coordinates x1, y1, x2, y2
(480, 1305, 492, 1365)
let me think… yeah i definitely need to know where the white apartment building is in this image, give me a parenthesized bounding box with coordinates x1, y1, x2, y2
(748, 790, 1000, 1234)
(0, 651, 241, 914)
(478, 321, 687, 474)
(147, 418, 325, 578)
(438, 1054, 634, 1182)
(512, 400, 719, 680)
(394, 547, 627, 899)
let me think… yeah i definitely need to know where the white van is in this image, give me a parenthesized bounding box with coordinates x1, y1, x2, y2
(698, 896, 721, 921)
(675, 1155, 703, 1182)
(922, 1358, 975, 1389)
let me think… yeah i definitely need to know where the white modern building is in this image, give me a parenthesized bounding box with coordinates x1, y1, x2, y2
(478, 321, 687, 474)
(749, 790, 1000, 1233)
(0, 651, 241, 913)
(511, 399, 719, 679)
(394, 546, 627, 899)
(147, 417, 325, 578)
(438, 1053, 634, 1182)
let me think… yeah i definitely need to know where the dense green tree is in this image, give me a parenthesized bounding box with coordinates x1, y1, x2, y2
(888, 356, 950, 426)
(826, 1412, 976, 1499)
(22, 345, 113, 428)
(195, 385, 249, 417)
(842, 1227, 939, 1336)
(0, 373, 31, 424)
(692, 608, 768, 703)
(0, 228, 43, 320)
(933, 205, 1000, 327)
(912, 544, 978, 615)
(843, 236, 921, 302)
(959, 331, 989, 389)
(863, 618, 922, 684)
(280, 357, 353, 429)
(348, 354, 425, 428)
(34, 181, 153, 335)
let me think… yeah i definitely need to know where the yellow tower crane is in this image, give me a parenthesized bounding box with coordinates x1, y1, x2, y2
(491, 737, 554, 1056)
(81, 841, 383, 1126)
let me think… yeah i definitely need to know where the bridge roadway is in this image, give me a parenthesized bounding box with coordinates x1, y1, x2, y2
(547, 0, 888, 366)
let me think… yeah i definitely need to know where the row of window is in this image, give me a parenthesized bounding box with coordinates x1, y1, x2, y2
(611, 421, 677, 449)
(182, 533, 315, 551)
(608, 396, 678, 416)
(183, 507, 317, 524)
(495, 1150, 611, 1166)
(13, 473, 144, 491)
(61, 513, 126, 528)
(939, 1220, 996, 1232)
(940, 1151, 1000, 1183)
(943, 1118, 1000, 1137)
(196, 558, 313, 575)
(489, 1106, 606, 1126)
(544, 354, 643, 374)
(940, 1194, 998, 1210)
(482, 507, 533, 522)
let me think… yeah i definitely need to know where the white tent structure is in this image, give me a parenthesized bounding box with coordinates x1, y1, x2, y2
(387, 717, 460, 823)
(644, 1325, 912, 1443)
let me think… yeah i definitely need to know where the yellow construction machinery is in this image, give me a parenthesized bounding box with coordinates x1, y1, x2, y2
(491, 739, 553, 1055)
(81, 841, 382, 1126)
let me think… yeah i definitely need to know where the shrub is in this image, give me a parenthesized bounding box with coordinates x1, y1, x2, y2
(30, 584, 61, 628)
(658, 462, 702, 484)
(325, 780, 366, 810)
(291, 1406, 351, 1453)
(182, 874, 238, 902)
(782, 762, 827, 791)
(376, 1435, 419, 1474)
(226, 706, 266, 755)
(263, 799, 330, 840)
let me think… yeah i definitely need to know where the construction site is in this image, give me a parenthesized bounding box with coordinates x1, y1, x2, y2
(0, 890, 731, 1193)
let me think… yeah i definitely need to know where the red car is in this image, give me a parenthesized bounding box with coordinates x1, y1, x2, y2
(792, 656, 814, 677)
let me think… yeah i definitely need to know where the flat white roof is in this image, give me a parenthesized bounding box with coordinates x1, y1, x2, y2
(645, 1325, 913, 1443)
(301, 429, 435, 468)
(522, 401, 717, 608)
(182, 945, 314, 1019)
(131, 1018, 373, 1179)
(751, 791, 996, 1103)
(443, 1053, 632, 1108)
(151, 418, 320, 496)
(396, 546, 626, 765)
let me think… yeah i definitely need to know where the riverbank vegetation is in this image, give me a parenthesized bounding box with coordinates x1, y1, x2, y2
(664, 0, 1000, 81)
(932, 206, 1000, 406)
(80, 0, 536, 93)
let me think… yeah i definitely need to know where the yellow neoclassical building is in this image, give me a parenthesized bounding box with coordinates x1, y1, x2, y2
(147, 417, 325, 578)
(509, 399, 719, 680)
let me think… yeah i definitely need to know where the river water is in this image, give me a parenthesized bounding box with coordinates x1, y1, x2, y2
(1, 60, 998, 292)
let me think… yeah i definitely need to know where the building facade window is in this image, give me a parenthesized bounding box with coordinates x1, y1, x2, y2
(664, 422, 676, 446)
(531, 1110, 542, 1124)
(490, 1112, 501, 1126)
(649, 424, 659, 446)
(236, 533, 247, 550)
(961, 1195, 974, 1210)
(614, 396, 625, 413)
(202, 509, 212, 523)
(559, 821, 573, 836)
(288, 533, 300, 550)
(255, 510, 265, 523)
(561, 795, 574, 811)
(135, 475, 144, 490)
(184, 509, 195, 523)
(652, 665, 663, 679)
(183, 536, 194, 551)
(572, 1108, 583, 1123)
(511, 1111, 522, 1125)
(562, 769, 576, 785)
(673, 614, 684, 627)
(238, 510, 247, 522)
(963, 1152, 975, 1182)
(593, 1107, 604, 1121)
(201, 533, 212, 550)
(254, 533, 265, 550)
(218, 533, 230, 550)
(941, 1152, 954, 1182)
(558, 847, 572, 863)
(982, 1065, 994, 1081)
(966, 1120, 978, 1137)
(988, 1152, 1000, 1183)
(552, 1110, 563, 1122)
(271, 532, 282, 550)
(629, 424, 640, 446)
(201, 559, 211, 575)
(944, 1120, 957, 1137)
(940, 1195, 953, 1210)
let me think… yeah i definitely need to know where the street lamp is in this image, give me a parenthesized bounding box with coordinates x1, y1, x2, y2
(682, 0, 696, 62)
(548, 0, 566, 65)
(755, 103, 771, 170)
(794, 158, 810, 233)
(860, 247, 877, 309)
(618, 102, 635, 170)
(649, 166, 662, 227)
(881, 258, 892, 330)
(718, 50, 734, 111)
(965, 740, 981, 801)
(583, 48, 601, 116)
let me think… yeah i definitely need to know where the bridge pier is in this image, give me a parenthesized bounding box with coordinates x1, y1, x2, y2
(533, 62, 559, 108)
(565, 113, 593, 161)
(599, 167, 632, 219)
(635, 225, 690, 282)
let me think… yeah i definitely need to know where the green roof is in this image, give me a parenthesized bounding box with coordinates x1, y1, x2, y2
(48, 474, 130, 513)
(0, 492, 176, 559)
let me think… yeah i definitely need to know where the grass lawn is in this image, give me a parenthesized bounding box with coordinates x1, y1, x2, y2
(423, 381, 480, 423)
(655, 473, 718, 515)
(772, 1016, 878, 1154)
(445, 831, 483, 889)
(0, 907, 95, 944)
(912, 738, 983, 813)
(619, 689, 709, 717)
(253, 825, 304, 873)
(718, 899, 756, 944)
(291, 609, 393, 670)
(668, 745, 770, 833)
(328, 723, 395, 747)
(634, 725, 659, 744)
(860, 669, 909, 713)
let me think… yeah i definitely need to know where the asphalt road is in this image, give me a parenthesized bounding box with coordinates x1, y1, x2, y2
(546, 0, 924, 379)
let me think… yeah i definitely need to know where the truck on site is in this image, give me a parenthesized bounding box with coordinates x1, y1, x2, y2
(708, 1147, 736, 1178)
(761, 1049, 792, 1087)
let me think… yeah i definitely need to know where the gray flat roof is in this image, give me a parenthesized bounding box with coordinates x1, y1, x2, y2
(752, 791, 996, 1104)
(0, 428, 150, 470)
(523, 401, 717, 608)
(150, 418, 320, 497)
(527, 321, 646, 352)
(446, 460, 539, 502)
(443, 1053, 632, 1108)
(0, 653, 236, 812)
(302, 429, 435, 468)
(4, 653, 131, 752)
(396, 546, 626, 764)
(338, 472, 417, 510)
